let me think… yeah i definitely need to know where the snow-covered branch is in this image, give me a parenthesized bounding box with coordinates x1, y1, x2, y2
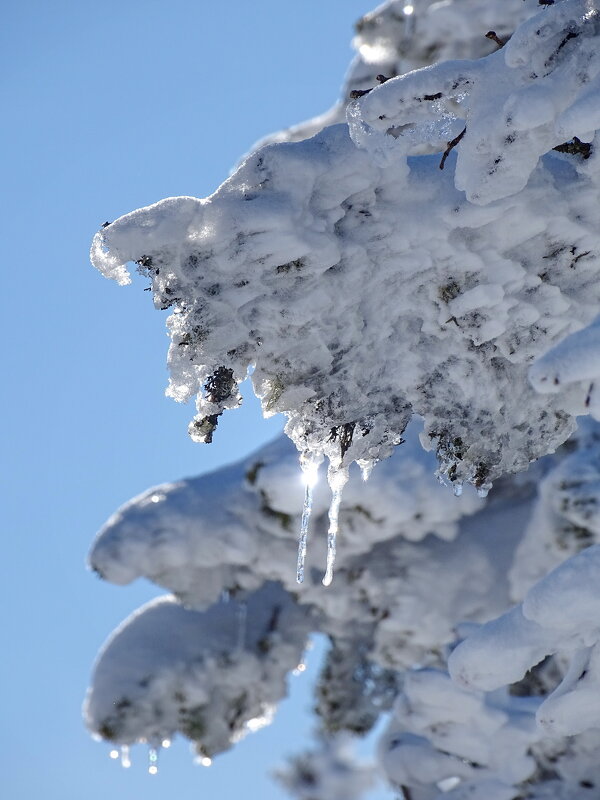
(87, 1, 600, 797)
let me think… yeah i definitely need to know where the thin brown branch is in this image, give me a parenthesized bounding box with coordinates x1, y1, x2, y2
(485, 30, 506, 48)
(439, 126, 466, 170)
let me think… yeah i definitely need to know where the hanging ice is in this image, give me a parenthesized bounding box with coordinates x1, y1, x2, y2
(120, 745, 131, 769)
(148, 746, 159, 775)
(296, 455, 322, 584)
(293, 660, 307, 676)
(323, 468, 350, 587)
(358, 459, 375, 482)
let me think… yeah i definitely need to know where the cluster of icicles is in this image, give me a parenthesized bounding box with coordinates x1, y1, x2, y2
(296, 451, 489, 587)
(107, 739, 212, 775)
(108, 740, 213, 774)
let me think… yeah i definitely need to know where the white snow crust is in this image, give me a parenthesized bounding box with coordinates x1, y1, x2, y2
(87, 1, 600, 798)
(84, 582, 310, 759)
(92, 0, 600, 496)
(87, 416, 600, 797)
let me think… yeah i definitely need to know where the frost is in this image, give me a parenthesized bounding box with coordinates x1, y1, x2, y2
(87, 1, 600, 797)
(91, 0, 600, 495)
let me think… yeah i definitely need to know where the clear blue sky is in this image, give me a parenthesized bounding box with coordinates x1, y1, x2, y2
(2, 2, 391, 799)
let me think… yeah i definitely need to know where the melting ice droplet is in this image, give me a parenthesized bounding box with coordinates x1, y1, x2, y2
(358, 458, 375, 482)
(120, 745, 131, 769)
(322, 467, 349, 587)
(296, 454, 321, 584)
(148, 746, 159, 775)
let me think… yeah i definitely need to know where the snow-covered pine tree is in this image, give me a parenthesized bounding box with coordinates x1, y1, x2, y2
(87, 2, 600, 797)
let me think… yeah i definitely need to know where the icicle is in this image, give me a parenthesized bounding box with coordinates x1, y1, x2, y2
(297, 482, 314, 583)
(477, 483, 492, 498)
(120, 745, 131, 769)
(236, 600, 247, 652)
(322, 467, 349, 587)
(297, 453, 321, 584)
(148, 746, 159, 775)
(199, 756, 212, 767)
(357, 458, 375, 482)
(453, 481, 463, 497)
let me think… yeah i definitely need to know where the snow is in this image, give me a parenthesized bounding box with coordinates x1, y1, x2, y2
(449, 538, 600, 739)
(91, 1, 600, 501)
(380, 669, 539, 796)
(448, 605, 559, 692)
(87, 413, 594, 796)
(87, 1, 600, 797)
(529, 315, 600, 400)
(276, 734, 376, 800)
(84, 582, 310, 758)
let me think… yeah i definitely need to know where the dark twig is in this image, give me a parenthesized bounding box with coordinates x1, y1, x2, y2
(586, 382, 595, 408)
(485, 30, 505, 48)
(553, 137, 592, 160)
(439, 126, 466, 170)
(349, 88, 372, 99)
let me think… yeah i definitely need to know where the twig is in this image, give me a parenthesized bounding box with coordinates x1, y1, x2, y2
(349, 88, 372, 99)
(553, 137, 592, 160)
(439, 126, 466, 170)
(485, 30, 505, 48)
